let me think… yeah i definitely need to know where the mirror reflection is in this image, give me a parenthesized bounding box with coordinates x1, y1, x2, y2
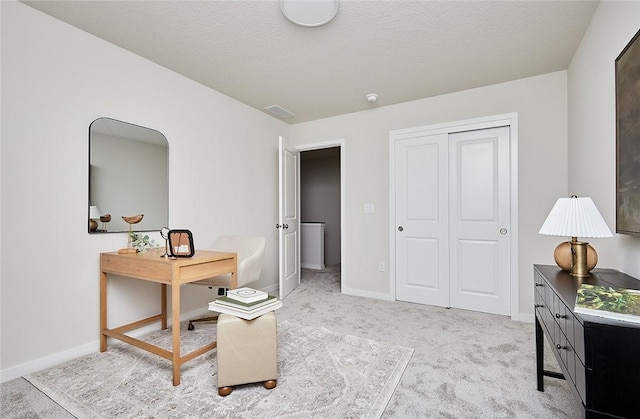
(89, 118, 168, 233)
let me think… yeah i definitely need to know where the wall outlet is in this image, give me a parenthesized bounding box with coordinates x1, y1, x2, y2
(378, 261, 385, 272)
(364, 203, 375, 214)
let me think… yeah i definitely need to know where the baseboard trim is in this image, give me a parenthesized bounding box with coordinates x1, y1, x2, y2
(1, 306, 211, 384)
(341, 286, 394, 301)
(517, 312, 535, 324)
(1, 340, 98, 383)
(262, 284, 279, 296)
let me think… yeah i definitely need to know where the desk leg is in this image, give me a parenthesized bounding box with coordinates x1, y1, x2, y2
(172, 283, 181, 386)
(100, 271, 107, 352)
(161, 284, 167, 330)
(231, 256, 238, 289)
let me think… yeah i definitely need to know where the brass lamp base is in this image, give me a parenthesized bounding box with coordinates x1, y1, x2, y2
(553, 239, 598, 277)
(569, 238, 593, 278)
(554, 241, 597, 273)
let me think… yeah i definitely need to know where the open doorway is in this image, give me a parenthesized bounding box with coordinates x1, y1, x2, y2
(300, 146, 342, 288)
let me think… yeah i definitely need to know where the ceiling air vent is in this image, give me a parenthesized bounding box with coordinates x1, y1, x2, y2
(264, 105, 295, 119)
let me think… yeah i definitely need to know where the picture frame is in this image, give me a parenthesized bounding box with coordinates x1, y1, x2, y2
(168, 229, 195, 257)
(616, 28, 640, 236)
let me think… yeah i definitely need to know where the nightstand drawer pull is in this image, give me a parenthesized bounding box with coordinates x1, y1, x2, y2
(555, 313, 566, 319)
(535, 304, 544, 308)
(535, 283, 544, 287)
(556, 344, 567, 351)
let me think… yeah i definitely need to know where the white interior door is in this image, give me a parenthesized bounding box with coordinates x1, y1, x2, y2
(395, 134, 449, 306)
(278, 136, 300, 300)
(449, 127, 510, 315)
(393, 125, 511, 315)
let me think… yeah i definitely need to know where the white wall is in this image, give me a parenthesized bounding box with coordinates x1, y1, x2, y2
(0, 2, 287, 379)
(567, 1, 640, 278)
(290, 71, 569, 315)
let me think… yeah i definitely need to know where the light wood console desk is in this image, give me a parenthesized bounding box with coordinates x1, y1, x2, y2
(100, 249, 237, 386)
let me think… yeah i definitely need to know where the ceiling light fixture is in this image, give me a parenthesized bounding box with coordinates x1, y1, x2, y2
(280, 0, 339, 28)
(366, 93, 378, 103)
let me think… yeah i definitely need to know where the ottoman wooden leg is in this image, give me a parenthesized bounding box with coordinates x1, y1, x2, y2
(218, 386, 233, 397)
(263, 380, 277, 390)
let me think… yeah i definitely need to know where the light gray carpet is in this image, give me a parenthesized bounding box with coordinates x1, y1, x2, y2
(278, 266, 580, 418)
(2, 265, 581, 418)
(22, 320, 411, 418)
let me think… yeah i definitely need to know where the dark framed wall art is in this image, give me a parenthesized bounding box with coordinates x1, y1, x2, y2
(616, 28, 640, 236)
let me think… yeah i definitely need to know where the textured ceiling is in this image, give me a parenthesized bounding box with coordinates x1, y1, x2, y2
(23, 1, 599, 124)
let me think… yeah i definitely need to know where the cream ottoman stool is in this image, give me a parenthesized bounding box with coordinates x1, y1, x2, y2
(216, 312, 278, 397)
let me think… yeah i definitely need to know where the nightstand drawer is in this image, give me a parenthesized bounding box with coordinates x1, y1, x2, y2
(551, 293, 569, 338)
(556, 297, 567, 329)
(574, 352, 586, 404)
(534, 287, 545, 311)
(557, 336, 577, 388)
(545, 283, 555, 315)
(573, 317, 585, 364)
(534, 280, 545, 303)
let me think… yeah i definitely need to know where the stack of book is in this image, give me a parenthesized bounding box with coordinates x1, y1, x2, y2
(208, 287, 282, 320)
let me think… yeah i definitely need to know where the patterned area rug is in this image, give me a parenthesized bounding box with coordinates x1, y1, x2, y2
(25, 320, 413, 418)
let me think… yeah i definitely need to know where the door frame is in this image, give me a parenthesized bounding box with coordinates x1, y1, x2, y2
(296, 138, 346, 294)
(389, 113, 519, 320)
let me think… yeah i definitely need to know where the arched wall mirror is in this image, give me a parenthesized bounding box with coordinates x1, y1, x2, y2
(88, 117, 169, 233)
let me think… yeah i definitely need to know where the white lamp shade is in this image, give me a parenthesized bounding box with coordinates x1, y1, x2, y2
(89, 206, 102, 219)
(539, 197, 612, 238)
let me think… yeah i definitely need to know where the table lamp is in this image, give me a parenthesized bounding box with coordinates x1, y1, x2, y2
(539, 196, 612, 278)
(89, 206, 102, 232)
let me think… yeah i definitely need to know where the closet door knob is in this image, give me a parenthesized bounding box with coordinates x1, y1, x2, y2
(397, 226, 404, 232)
(276, 224, 282, 229)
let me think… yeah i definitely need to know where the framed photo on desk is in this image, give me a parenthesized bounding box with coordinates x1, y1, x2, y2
(169, 229, 195, 257)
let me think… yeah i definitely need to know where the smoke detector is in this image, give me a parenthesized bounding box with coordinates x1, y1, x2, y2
(366, 94, 378, 103)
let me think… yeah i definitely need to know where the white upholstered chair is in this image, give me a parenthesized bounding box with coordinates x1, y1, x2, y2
(187, 235, 266, 330)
